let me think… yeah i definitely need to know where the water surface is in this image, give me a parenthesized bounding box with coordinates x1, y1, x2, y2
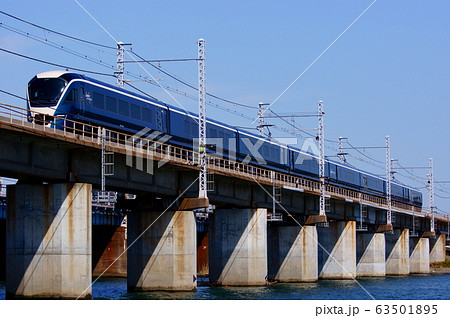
(1, 274, 448, 300)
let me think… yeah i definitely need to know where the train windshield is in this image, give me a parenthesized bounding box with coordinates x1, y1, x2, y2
(28, 78, 67, 107)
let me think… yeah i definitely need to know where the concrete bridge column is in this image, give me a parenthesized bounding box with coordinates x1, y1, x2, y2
(268, 224, 318, 282)
(429, 234, 446, 263)
(127, 208, 197, 291)
(409, 237, 430, 274)
(6, 183, 92, 299)
(356, 232, 386, 277)
(318, 221, 356, 279)
(209, 208, 267, 286)
(385, 229, 409, 275)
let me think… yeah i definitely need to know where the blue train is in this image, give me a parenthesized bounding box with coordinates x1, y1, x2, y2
(27, 71, 423, 207)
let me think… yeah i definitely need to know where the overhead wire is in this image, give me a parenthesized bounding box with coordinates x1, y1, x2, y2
(396, 162, 427, 180)
(123, 82, 159, 101)
(130, 50, 257, 109)
(0, 89, 26, 101)
(0, 47, 115, 77)
(0, 22, 117, 70)
(0, 17, 157, 84)
(435, 194, 450, 200)
(345, 140, 385, 165)
(0, 10, 116, 50)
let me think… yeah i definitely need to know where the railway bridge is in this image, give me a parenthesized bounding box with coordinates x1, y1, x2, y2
(0, 103, 448, 299)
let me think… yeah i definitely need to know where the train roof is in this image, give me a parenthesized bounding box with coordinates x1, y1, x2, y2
(36, 70, 78, 79)
(34, 71, 170, 108)
(43, 72, 240, 133)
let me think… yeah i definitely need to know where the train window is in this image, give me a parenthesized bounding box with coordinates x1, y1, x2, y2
(93, 92, 104, 109)
(191, 122, 197, 135)
(142, 107, 152, 123)
(219, 131, 224, 139)
(130, 104, 140, 119)
(106, 96, 117, 112)
(63, 89, 76, 104)
(210, 128, 217, 138)
(28, 77, 66, 107)
(118, 100, 129, 116)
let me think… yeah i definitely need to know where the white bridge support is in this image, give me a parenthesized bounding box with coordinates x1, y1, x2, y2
(6, 183, 92, 299)
(409, 237, 430, 274)
(429, 234, 446, 263)
(209, 208, 267, 286)
(127, 206, 197, 291)
(356, 232, 386, 277)
(318, 221, 356, 279)
(267, 225, 318, 282)
(385, 229, 410, 276)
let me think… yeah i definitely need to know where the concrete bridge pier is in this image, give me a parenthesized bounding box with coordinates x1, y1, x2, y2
(127, 204, 197, 291)
(429, 234, 446, 263)
(6, 183, 92, 299)
(385, 229, 410, 275)
(209, 208, 267, 286)
(267, 224, 318, 282)
(356, 232, 386, 277)
(318, 221, 356, 279)
(409, 236, 430, 274)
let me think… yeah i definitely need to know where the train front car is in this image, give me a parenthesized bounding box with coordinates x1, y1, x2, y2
(27, 71, 68, 124)
(27, 71, 85, 126)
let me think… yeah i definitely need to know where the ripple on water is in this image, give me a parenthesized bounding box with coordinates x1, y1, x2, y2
(1, 274, 449, 300)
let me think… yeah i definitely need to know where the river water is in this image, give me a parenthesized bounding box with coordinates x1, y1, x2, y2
(1, 274, 448, 300)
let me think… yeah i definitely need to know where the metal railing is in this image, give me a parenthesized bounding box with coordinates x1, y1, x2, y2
(92, 190, 117, 206)
(356, 224, 368, 232)
(267, 212, 283, 222)
(1, 102, 449, 223)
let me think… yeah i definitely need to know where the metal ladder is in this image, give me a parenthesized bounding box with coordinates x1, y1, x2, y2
(268, 171, 283, 222)
(356, 202, 368, 232)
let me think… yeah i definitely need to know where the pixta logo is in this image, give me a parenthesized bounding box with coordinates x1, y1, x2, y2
(125, 127, 172, 175)
(191, 136, 319, 166)
(296, 137, 320, 164)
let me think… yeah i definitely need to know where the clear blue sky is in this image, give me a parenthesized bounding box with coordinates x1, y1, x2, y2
(1, 0, 450, 213)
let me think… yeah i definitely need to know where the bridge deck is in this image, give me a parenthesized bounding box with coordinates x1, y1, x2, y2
(0, 102, 447, 223)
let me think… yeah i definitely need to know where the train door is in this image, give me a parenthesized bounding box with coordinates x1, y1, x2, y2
(79, 83, 85, 116)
